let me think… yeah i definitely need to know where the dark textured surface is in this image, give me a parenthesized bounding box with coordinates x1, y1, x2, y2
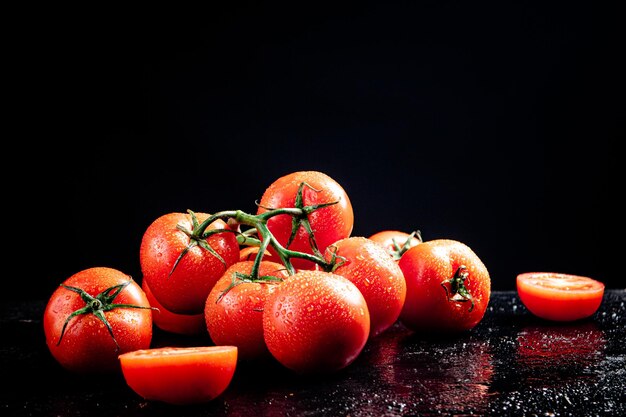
(2, 290, 624, 416)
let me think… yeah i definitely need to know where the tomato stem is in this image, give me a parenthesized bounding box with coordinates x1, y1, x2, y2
(391, 230, 422, 261)
(441, 265, 475, 312)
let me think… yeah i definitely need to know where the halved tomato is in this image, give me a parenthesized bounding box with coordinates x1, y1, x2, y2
(119, 346, 237, 405)
(516, 272, 605, 322)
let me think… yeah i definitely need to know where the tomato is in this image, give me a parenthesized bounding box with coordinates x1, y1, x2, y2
(43, 267, 153, 373)
(204, 260, 289, 361)
(140, 211, 240, 314)
(516, 272, 605, 321)
(324, 236, 406, 338)
(263, 270, 370, 373)
(256, 171, 354, 270)
(398, 239, 491, 333)
(142, 279, 206, 336)
(368, 230, 421, 261)
(238, 245, 277, 262)
(119, 346, 238, 405)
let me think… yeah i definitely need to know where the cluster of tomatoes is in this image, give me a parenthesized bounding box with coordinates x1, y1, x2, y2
(42, 170, 605, 405)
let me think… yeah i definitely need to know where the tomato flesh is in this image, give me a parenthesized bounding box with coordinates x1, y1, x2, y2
(119, 346, 237, 405)
(516, 272, 605, 322)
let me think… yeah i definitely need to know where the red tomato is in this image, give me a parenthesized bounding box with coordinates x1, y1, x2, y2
(205, 260, 289, 361)
(43, 267, 153, 373)
(263, 270, 370, 373)
(142, 280, 206, 336)
(398, 239, 491, 333)
(256, 171, 354, 270)
(119, 346, 237, 405)
(368, 230, 421, 260)
(324, 236, 406, 338)
(238, 245, 277, 262)
(516, 272, 605, 321)
(139, 211, 240, 314)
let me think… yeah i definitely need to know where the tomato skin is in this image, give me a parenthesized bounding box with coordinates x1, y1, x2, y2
(256, 171, 354, 270)
(238, 246, 277, 262)
(325, 236, 406, 338)
(204, 260, 289, 361)
(516, 272, 605, 321)
(398, 239, 491, 333)
(119, 346, 238, 405)
(263, 270, 370, 373)
(368, 230, 420, 259)
(43, 267, 153, 373)
(142, 280, 206, 336)
(139, 212, 240, 314)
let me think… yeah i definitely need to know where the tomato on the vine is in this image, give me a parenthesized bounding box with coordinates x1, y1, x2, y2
(256, 171, 354, 270)
(398, 239, 491, 333)
(368, 230, 421, 261)
(139, 211, 240, 314)
(263, 270, 370, 373)
(516, 272, 605, 321)
(142, 279, 206, 336)
(325, 236, 406, 338)
(43, 267, 153, 373)
(119, 346, 238, 405)
(205, 260, 289, 361)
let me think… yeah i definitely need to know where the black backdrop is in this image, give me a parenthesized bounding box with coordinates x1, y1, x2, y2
(8, 2, 623, 300)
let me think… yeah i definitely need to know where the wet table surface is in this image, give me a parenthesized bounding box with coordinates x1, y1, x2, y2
(2, 290, 625, 417)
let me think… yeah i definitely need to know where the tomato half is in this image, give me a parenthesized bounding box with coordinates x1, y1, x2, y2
(516, 272, 605, 322)
(43, 267, 153, 373)
(119, 346, 238, 405)
(256, 171, 354, 270)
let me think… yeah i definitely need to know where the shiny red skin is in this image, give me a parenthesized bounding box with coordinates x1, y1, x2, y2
(43, 267, 153, 373)
(368, 230, 421, 259)
(204, 260, 289, 361)
(263, 270, 370, 373)
(325, 236, 406, 338)
(256, 171, 354, 270)
(139, 212, 240, 314)
(142, 280, 206, 336)
(398, 239, 491, 333)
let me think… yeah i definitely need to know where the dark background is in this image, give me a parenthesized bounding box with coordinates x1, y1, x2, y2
(7, 1, 623, 301)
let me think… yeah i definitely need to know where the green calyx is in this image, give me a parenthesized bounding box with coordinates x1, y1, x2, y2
(171, 210, 234, 277)
(215, 271, 284, 304)
(285, 181, 338, 258)
(56, 280, 154, 351)
(390, 230, 423, 260)
(441, 265, 475, 312)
